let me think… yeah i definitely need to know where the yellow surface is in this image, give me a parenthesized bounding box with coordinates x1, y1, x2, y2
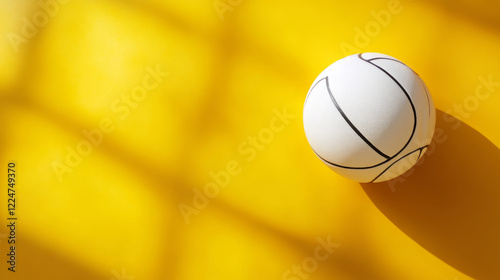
(0, 0, 499, 279)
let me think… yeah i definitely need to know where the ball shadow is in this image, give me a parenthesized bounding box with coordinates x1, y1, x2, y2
(361, 110, 500, 280)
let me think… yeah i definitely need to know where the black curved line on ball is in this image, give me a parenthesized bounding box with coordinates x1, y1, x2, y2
(366, 56, 422, 77)
(358, 53, 418, 161)
(417, 75, 432, 118)
(308, 77, 393, 169)
(308, 55, 422, 169)
(368, 55, 432, 119)
(367, 55, 422, 74)
(304, 76, 327, 106)
(313, 150, 391, 170)
(367, 57, 410, 69)
(324, 76, 390, 159)
(370, 145, 429, 183)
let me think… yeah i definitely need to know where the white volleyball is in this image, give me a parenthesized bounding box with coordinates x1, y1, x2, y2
(303, 53, 436, 183)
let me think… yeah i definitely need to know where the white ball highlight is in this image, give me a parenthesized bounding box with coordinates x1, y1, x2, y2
(303, 53, 436, 183)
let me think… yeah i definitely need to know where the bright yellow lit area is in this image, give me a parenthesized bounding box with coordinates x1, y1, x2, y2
(0, 0, 499, 279)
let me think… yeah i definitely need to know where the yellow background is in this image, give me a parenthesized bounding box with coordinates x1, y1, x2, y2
(1, 0, 499, 279)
